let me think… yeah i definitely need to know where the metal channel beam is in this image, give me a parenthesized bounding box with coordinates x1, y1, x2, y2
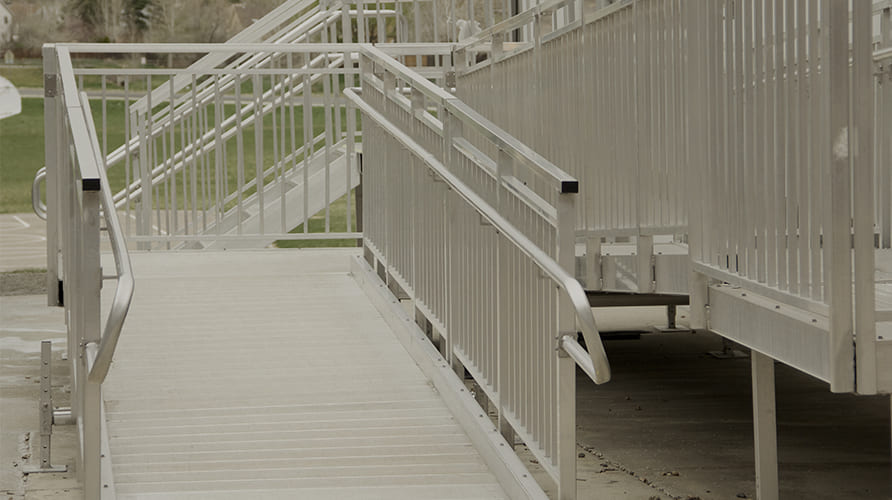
(586, 291, 689, 308)
(708, 284, 832, 385)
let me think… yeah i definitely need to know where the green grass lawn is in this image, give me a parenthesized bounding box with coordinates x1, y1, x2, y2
(0, 58, 117, 89)
(0, 99, 46, 213)
(0, 98, 130, 213)
(0, 65, 44, 88)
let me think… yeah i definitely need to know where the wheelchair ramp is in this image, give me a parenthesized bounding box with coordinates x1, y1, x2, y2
(101, 250, 510, 499)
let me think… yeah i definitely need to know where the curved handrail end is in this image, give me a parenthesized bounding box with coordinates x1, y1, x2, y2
(32, 167, 48, 220)
(561, 334, 611, 385)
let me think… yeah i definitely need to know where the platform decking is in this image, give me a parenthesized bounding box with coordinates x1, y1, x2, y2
(99, 250, 509, 499)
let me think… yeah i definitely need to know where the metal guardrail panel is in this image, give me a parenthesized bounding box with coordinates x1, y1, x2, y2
(347, 45, 611, 496)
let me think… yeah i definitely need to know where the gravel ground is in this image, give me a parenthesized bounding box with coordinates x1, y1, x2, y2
(0, 272, 47, 296)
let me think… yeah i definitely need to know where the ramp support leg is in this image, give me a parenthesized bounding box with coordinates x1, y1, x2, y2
(636, 235, 654, 293)
(751, 351, 778, 500)
(666, 304, 677, 330)
(689, 271, 708, 330)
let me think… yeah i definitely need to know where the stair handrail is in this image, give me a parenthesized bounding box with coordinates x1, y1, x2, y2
(103, 2, 332, 177)
(109, 51, 349, 208)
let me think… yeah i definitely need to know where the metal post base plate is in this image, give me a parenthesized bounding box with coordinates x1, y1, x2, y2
(22, 464, 68, 474)
(708, 349, 750, 359)
(655, 326, 693, 333)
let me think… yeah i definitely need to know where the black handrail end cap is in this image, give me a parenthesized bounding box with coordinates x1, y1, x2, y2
(561, 180, 579, 194)
(82, 178, 101, 191)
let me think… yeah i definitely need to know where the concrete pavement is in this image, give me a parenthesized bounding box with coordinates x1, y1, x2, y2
(0, 214, 46, 273)
(0, 295, 80, 499)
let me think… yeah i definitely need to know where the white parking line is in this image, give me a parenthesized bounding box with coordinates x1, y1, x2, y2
(11, 215, 30, 229)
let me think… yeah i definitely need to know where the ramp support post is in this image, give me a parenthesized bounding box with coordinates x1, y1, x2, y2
(751, 350, 779, 500)
(666, 304, 677, 330)
(584, 236, 600, 290)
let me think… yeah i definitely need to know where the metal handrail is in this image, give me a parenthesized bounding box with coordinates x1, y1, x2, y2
(61, 43, 352, 210)
(81, 91, 134, 384)
(105, 7, 327, 162)
(109, 53, 348, 208)
(31, 167, 47, 220)
(66, 77, 135, 384)
(345, 88, 610, 384)
(109, 4, 335, 170)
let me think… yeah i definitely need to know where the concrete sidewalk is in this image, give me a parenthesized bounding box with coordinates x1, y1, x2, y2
(0, 294, 80, 499)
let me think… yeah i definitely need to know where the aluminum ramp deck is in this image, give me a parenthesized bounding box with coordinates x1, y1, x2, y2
(100, 250, 510, 499)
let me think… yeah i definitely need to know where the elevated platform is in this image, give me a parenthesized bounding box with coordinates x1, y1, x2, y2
(98, 250, 518, 499)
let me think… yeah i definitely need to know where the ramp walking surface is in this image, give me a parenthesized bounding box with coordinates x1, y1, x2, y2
(101, 249, 508, 499)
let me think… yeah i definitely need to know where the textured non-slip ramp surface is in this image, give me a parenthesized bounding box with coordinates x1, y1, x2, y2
(101, 250, 508, 499)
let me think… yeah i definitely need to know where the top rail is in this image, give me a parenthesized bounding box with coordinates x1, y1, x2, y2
(56, 42, 368, 54)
